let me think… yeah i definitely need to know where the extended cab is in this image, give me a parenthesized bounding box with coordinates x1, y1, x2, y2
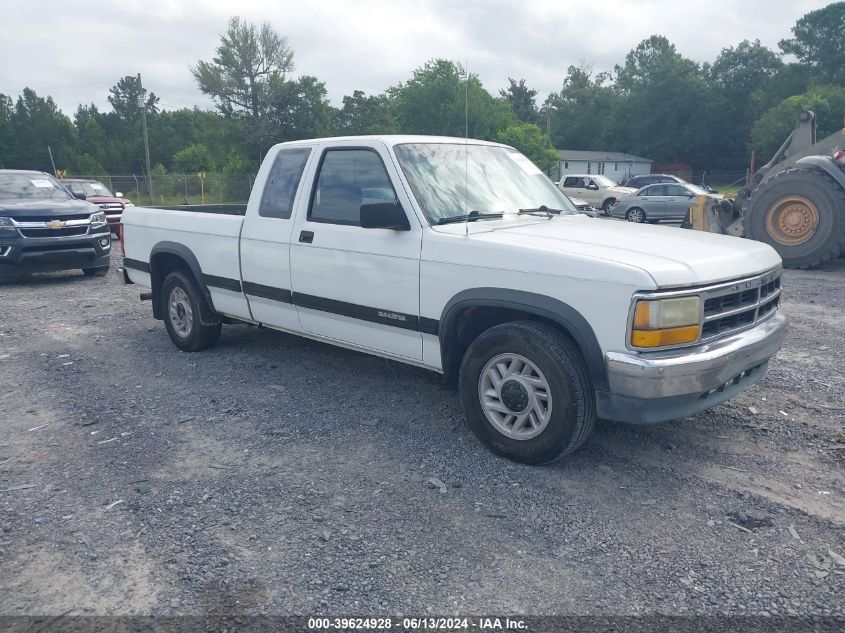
(122, 136, 788, 464)
(0, 170, 111, 277)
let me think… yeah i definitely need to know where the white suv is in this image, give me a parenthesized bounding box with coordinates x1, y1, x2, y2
(558, 175, 637, 213)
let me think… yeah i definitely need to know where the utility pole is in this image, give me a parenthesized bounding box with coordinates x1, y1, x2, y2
(137, 73, 152, 201)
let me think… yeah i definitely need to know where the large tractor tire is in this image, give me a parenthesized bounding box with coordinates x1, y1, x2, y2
(743, 168, 845, 269)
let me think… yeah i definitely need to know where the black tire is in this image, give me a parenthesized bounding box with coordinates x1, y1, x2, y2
(82, 266, 109, 277)
(458, 321, 596, 465)
(743, 167, 845, 269)
(601, 198, 617, 213)
(626, 207, 646, 223)
(160, 270, 222, 352)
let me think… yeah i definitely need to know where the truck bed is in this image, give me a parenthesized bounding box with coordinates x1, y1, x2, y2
(121, 205, 250, 318)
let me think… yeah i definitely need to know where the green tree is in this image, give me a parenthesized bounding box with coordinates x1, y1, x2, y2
(172, 143, 217, 173)
(499, 78, 539, 125)
(391, 59, 515, 140)
(192, 17, 294, 118)
(545, 65, 616, 151)
(0, 94, 13, 168)
(709, 40, 784, 167)
(334, 90, 397, 135)
(108, 76, 159, 123)
(10, 88, 77, 172)
(750, 85, 845, 159)
(496, 122, 559, 174)
(264, 75, 333, 143)
(779, 2, 845, 84)
(611, 36, 713, 166)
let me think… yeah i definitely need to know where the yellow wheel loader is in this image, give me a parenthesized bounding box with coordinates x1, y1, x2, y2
(682, 111, 845, 269)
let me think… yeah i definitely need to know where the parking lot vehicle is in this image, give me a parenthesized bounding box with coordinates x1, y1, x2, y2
(684, 110, 845, 269)
(553, 187, 597, 217)
(60, 178, 133, 236)
(557, 175, 636, 213)
(0, 170, 111, 276)
(623, 173, 687, 189)
(123, 136, 788, 464)
(612, 182, 713, 223)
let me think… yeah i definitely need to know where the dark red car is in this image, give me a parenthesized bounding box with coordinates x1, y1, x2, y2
(60, 179, 134, 236)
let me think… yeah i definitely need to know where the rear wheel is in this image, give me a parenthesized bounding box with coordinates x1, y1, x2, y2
(459, 321, 596, 465)
(626, 207, 646, 223)
(161, 270, 221, 351)
(744, 168, 845, 269)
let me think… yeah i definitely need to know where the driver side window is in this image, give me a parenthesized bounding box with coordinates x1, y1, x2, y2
(309, 149, 398, 226)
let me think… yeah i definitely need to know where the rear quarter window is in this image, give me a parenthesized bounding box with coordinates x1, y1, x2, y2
(259, 148, 312, 219)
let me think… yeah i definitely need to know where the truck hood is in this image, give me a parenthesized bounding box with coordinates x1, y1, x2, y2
(0, 198, 98, 219)
(452, 215, 782, 288)
(84, 195, 125, 206)
(608, 186, 637, 197)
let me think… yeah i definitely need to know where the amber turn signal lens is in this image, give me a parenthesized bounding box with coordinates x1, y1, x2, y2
(631, 325, 700, 347)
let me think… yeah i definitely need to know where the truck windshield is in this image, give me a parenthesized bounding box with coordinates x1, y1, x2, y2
(393, 143, 576, 225)
(65, 181, 114, 197)
(0, 173, 72, 201)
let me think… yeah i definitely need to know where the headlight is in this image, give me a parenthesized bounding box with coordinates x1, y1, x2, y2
(124, 201, 134, 207)
(0, 217, 15, 233)
(631, 296, 701, 347)
(90, 211, 107, 228)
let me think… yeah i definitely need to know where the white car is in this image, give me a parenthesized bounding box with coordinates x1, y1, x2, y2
(558, 174, 637, 213)
(123, 135, 788, 465)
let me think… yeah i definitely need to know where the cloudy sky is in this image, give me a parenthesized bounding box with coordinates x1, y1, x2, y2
(0, 0, 830, 116)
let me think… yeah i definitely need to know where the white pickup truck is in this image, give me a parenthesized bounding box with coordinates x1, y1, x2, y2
(122, 136, 788, 464)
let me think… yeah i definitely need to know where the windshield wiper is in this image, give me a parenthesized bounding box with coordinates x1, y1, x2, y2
(518, 205, 565, 217)
(437, 210, 504, 225)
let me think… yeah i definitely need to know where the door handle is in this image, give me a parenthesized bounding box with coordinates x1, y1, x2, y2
(299, 230, 314, 244)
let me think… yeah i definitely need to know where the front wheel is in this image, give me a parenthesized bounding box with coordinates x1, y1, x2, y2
(626, 207, 646, 223)
(743, 168, 845, 269)
(459, 321, 596, 465)
(601, 198, 617, 214)
(161, 270, 221, 351)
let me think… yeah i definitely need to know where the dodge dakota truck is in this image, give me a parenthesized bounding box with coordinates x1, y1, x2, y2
(122, 136, 788, 464)
(0, 170, 111, 276)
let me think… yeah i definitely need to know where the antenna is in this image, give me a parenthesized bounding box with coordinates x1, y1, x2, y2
(464, 60, 469, 237)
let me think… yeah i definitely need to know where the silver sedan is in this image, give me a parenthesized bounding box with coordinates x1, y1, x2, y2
(611, 182, 711, 223)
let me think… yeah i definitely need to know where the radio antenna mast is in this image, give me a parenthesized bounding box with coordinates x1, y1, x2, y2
(464, 60, 469, 237)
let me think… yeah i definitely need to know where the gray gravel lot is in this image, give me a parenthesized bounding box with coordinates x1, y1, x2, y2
(0, 246, 843, 616)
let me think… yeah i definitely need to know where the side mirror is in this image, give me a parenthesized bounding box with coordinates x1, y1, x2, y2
(360, 202, 410, 231)
(115, 192, 124, 198)
(72, 191, 87, 200)
(587, 183, 599, 190)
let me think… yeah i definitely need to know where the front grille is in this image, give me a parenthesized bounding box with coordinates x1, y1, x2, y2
(99, 203, 123, 211)
(699, 269, 782, 341)
(20, 226, 88, 238)
(12, 214, 90, 222)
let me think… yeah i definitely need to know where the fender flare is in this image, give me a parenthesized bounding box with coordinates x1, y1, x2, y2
(795, 156, 845, 191)
(149, 241, 216, 319)
(438, 288, 608, 391)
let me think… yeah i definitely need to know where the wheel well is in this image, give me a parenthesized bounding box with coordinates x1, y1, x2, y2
(441, 306, 583, 386)
(150, 252, 192, 319)
(602, 197, 617, 208)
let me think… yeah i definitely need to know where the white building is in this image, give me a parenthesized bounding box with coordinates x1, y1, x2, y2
(557, 150, 652, 184)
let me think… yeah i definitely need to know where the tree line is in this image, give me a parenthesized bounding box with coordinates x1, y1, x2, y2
(1, 3, 843, 179)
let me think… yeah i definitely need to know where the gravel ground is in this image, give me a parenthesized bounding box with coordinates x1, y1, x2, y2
(0, 246, 843, 617)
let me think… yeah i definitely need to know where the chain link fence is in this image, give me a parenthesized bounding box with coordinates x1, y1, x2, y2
(75, 173, 256, 206)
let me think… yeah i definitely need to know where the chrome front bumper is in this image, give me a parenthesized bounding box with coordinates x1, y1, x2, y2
(597, 312, 788, 424)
